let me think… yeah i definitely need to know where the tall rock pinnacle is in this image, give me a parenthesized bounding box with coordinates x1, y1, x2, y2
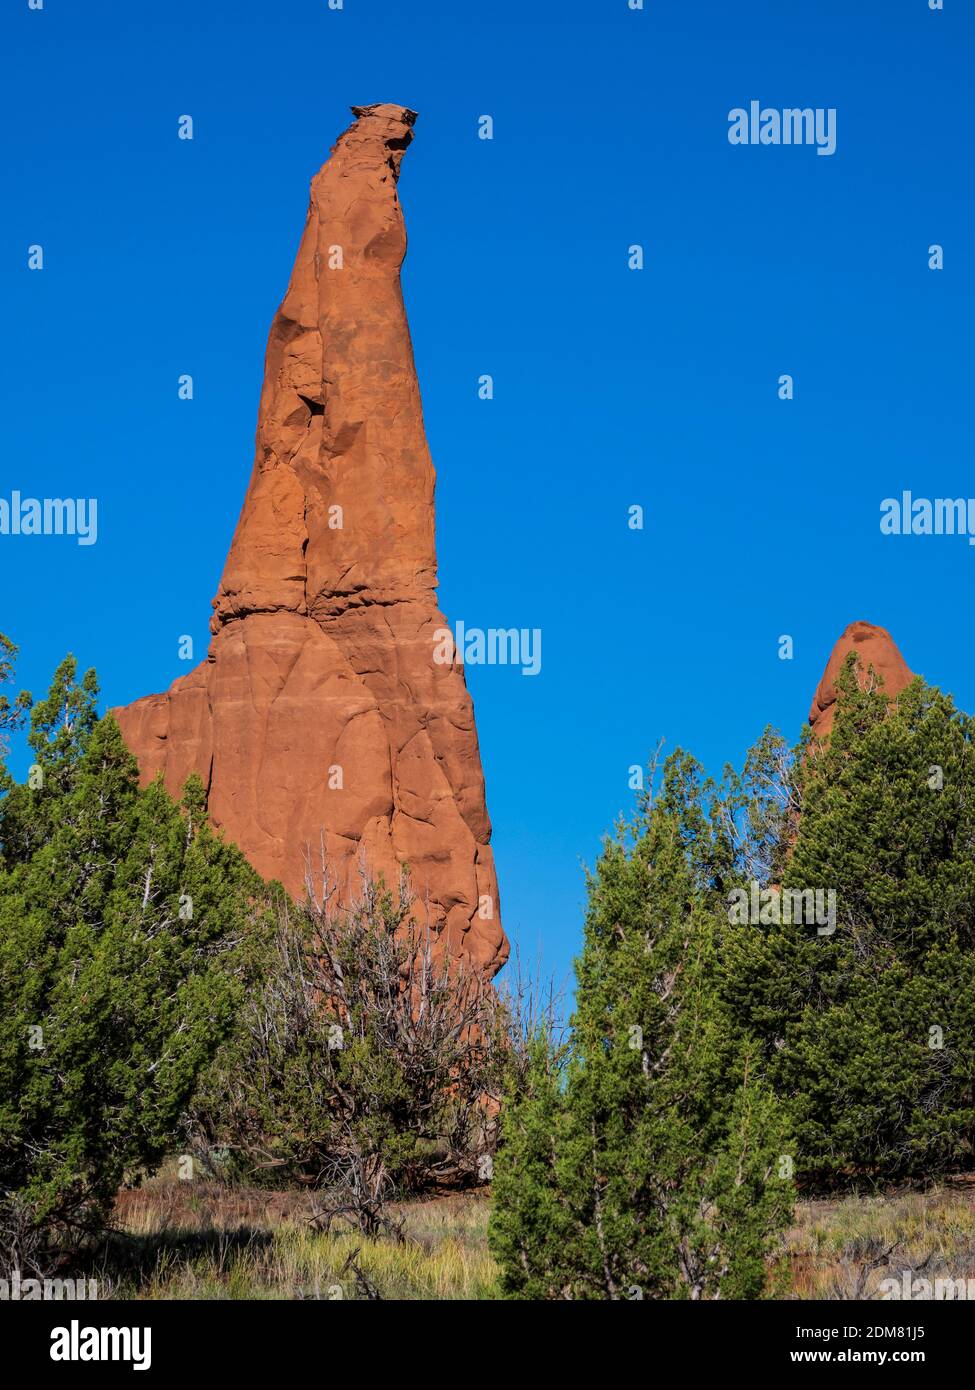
(114, 105, 507, 975)
(808, 620, 914, 739)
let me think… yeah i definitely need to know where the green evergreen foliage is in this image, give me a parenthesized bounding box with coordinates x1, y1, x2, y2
(0, 633, 32, 799)
(725, 656, 975, 1183)
(0, 644, 269, 1263)
(489, 757, 794, 1299)
(7, 621, 975, 1290)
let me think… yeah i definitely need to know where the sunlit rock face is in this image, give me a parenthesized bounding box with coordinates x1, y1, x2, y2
(114, 105, 507, 977)
(808, 620, 914, 740)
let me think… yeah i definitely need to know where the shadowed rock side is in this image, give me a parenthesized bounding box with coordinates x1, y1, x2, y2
(114, 104, 507, 975)
(809, 620, 915, 740)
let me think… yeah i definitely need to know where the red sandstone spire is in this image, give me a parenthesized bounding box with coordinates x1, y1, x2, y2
(114, 105, 507, 976)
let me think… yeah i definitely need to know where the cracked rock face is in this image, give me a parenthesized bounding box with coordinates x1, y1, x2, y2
(114, 104, 507, 976)
(808, 620, 914, 740)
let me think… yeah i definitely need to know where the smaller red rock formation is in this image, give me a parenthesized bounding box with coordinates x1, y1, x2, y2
(809, 620, 914, 739)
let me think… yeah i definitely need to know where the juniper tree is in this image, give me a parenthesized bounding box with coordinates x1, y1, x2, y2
(490, 755, 794, 1299)
(0, 634, 31, 734)
(0, 650, 269, 1266)
(0, 632, 31, 798)
(0, 651, 99, 868)
(187, 870, 505, 1233)
(722, 654, 975, 1183)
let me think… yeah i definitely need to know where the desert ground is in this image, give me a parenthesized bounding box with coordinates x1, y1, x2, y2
(95, 1169, 975, 1301)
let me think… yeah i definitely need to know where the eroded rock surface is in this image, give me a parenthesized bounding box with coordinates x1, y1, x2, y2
(808, 620, 914, 740)
(114, 104, 507, 975)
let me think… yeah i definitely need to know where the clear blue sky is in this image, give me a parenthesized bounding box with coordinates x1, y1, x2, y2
(2, 0, 972, 988)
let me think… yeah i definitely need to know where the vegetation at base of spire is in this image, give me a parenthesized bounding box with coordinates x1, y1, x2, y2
(490, 651, 975, 1297)
(489, 751, 795, 1300)
(0, 634, 274, 1270)
(4, 631, 974, 1295)
(726, 656, 975, 1185)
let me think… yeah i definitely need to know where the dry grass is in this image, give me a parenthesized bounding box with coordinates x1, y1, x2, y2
(97, 1165, 975, 1300)
(102, 1166, 496, 1301)
(784, 1180, 975, 1299)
